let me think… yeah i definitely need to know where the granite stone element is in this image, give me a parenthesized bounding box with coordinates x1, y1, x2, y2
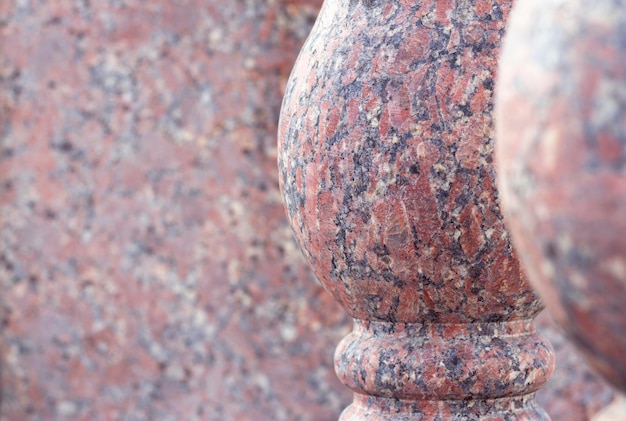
(536, 312, 615, 421)
(496, 0, 626, 392)
(0, 1, 617, 420)
(0, 1, 353, 420)
(278, 0, 554, 418)
(592, 394, 626, 421)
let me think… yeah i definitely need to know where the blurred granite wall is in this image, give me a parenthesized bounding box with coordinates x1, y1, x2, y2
(0, 1, 351, 420)
(0, 1, 615, 420)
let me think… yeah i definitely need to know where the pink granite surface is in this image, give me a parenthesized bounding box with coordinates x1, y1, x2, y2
(0, 0, 616, 420)
(277, 0, 553, 418)
(497, 0, 626, 393)
(0, 1, 352, 420)
(536, 312, 614, 421)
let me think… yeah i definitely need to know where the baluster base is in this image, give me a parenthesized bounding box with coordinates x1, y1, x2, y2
(335, 319, 554, 420)
(341, 393, 550, 420)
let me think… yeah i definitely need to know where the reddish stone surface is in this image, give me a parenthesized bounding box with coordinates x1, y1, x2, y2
(536, 312, 615, 421)
(0, 1, 616, 420)
(0, 1, 353, 420)
(592, 394, 626, 421)
(497, 0, 626, 392)
(278, 0, 554, 418)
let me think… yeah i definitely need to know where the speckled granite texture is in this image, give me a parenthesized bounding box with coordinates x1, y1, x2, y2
(0, 1, 617, 420)
(278, 0, 554, 418)
(497, 0, 626, 392)
(0, 1, 353, 420)
(536, 312, 614, 421)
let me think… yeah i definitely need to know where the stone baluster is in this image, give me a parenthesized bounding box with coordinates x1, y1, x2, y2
(278, 0, 554, 419)
(497, 0, 626, 395)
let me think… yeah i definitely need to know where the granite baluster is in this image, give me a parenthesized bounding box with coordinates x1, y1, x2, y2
(278, 0, 554, 419)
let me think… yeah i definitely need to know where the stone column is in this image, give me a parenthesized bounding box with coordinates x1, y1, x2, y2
(496, 0, 626, 394)
(278, 0, 554, 419)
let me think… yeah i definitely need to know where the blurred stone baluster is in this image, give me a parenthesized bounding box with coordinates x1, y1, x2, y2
(278, 0, 554, 419)
(497, 0, 626, 417)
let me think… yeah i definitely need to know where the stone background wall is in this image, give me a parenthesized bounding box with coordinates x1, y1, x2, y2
(0, 1, 351, 420)
(0, 1, 615, 420)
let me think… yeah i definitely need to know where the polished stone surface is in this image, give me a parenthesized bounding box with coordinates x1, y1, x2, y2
(0, 1, 352, 419)
(0, 0, 618, 419)
(537, 312, 615, 421)
(278, 0, 554, 418)
(497, 0, 626, 392)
